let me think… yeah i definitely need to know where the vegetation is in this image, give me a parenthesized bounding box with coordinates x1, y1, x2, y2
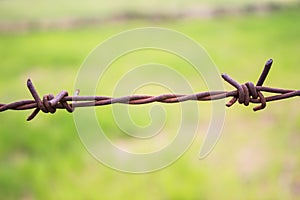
(0, 3, 300, 200)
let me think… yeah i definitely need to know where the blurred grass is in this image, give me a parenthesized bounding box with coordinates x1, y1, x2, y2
(0, 0, 298, 21)
(0, 4, 300, 200)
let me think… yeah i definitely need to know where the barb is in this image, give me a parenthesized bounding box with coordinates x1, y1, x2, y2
(0, 59, 299, 121)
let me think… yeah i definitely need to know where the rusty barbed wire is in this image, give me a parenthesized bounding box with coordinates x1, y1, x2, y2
(0, 59, 299, 121)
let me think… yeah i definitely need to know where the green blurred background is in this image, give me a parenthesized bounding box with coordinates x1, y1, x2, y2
(1, 0, 300, 199)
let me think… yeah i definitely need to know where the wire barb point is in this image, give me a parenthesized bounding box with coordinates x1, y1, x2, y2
(256, 58, 273, 86)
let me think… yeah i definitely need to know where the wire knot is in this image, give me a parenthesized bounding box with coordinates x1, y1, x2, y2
(221, 58, 273, 111)
(26, 79, 73, 121)
(221, 75, 266, 111)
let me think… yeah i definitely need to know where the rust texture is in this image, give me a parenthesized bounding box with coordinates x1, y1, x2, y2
(0, 59, 299, 121)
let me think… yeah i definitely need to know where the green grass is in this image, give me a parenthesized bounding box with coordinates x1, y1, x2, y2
(0, 7, 300, 200)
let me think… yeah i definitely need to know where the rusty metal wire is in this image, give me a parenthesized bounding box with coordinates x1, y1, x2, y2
(0, 59, 299, 121)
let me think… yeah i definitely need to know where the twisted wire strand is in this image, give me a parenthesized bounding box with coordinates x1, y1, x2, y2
(0, 59, 299, 121)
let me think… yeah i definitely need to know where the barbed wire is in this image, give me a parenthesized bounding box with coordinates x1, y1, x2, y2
(0, 59, 299, 121)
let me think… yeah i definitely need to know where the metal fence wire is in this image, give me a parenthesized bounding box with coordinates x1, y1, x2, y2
(0, 59, 299, 121)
